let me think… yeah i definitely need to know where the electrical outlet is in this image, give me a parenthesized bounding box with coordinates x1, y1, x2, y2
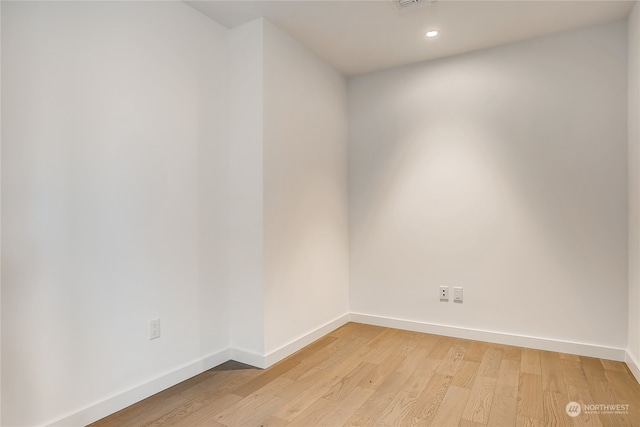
(440, 286, 449, 301)
(454, 287, 463, 303)
(149, 318, 160, 340)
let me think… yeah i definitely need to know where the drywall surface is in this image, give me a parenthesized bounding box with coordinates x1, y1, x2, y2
(228, 18, 266, 359)
(1, 2, 229, 425)
(263, 21, 349, 355)
(349, 22, 628, 349)
(629, 1, 640, 366)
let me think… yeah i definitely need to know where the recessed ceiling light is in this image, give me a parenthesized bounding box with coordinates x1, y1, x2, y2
(426, 30, 438, 38)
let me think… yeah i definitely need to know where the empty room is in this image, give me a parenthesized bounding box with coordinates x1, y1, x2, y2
(1, 0, 639, 425)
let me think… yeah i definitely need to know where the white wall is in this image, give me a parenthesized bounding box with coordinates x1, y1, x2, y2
(262, 21, 349, 355)
(1, 2, 229, 425)
(629, 1, 640, 373)
(349, 22, 628, 349)
(228, 18, 266, 360)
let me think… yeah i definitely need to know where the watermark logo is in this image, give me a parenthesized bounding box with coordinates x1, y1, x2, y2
(583, 404, 630, 415)
(566, 402, 581, 417)
(565, 402, 630, 417)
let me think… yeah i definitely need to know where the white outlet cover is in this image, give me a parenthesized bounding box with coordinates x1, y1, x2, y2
(440, 286, 449, 301)
(149, 318, 161, 340)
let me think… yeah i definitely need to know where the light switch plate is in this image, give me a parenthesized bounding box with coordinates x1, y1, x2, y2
(453, 287, 463, 303)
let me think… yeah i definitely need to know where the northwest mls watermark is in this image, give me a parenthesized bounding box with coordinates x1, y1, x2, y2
(565, 401, 630, 417)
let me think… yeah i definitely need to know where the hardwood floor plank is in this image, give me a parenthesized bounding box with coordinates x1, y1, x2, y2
(428, 385, 470, 427)
(361, 329, 403, 364)
(286, 397, 338, 427)
(521, 348, 542, 375)
(600, 359, 627, 372)
(273, 373, 342, 421)
(414, 333, 442, 352)
(588, 379, 635, 427)
(231, 357, 300, 397)
(289, 335, 338, 362)
(477, 347, 504, 378)
(451, 361, 480, 389)
(463, 341, 488, 363)
(605, 369, 640, 396)
(580, 356, 608, 384)
(345, 414, 376, 427)
(427, 336, 456, 360)
(400, 357, 441, 398)
(315, 386, 375, 426)
(395, 346, 431, 376)
(461, 375, 497, 424)
(458, 419, 486, 427)
(170, 393, 242, 427)
(402, 373, 452, 426)
(559, 352, 581, 362)
(605, 369, 640, 426)
(355, 370, 411, 420)
(216, 377, 292, 425)
(540, 351, 566, 393)
(324, 361, 376, 401)
(260, 415, 291, 427)
(331, 323, 386, 341)
(502, 345, 522, 363)
(391, 333, 419, 358)
(516, 415, 545, 427)
(376, 358, 440, 425)
(495, 359, 520, 399)
(542, 390, 570, 426)
(328, 345, 375, 379)
(561, 359, 589, 390)
(565, 384, 603, 427)
(320, 341, 373, 372)
(438, 340, 470, 376)
(216, 393, 289, 426)
(517, 373, 544, 420)
(359, 354, 405, 390)
(283, 346, 339, 380)
(275, 368, 331, 400)
(486, 392, 517, 427)
(373, 389, 417, 426)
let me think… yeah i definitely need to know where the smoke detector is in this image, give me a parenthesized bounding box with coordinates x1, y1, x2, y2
(394, 0, 438, 12)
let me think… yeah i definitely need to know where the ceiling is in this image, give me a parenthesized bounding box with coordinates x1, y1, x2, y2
(186, 0, 634, 76)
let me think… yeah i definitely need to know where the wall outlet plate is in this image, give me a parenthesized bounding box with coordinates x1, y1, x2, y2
(149, 318, 160, 340)
(440, 286, 449, 301)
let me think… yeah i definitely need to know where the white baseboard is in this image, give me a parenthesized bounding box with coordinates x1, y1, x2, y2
(231, 347, 268, 369)
(626, 351, 640, 384)
(231, 313, 350, 368)
(46, 348, 231, 427)
(350, 313, 627, 362)
(264, 313, 350, 367)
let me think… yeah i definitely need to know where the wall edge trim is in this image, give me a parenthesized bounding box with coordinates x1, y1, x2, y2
(625, 350, 640, 384)
(264, 313, 350, 367)
(350, 312, 627, 361)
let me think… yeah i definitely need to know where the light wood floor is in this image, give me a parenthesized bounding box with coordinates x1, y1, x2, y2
(91, 323, 640, 427)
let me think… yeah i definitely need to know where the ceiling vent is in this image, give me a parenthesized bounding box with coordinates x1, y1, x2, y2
(395, 0, 437, 12)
